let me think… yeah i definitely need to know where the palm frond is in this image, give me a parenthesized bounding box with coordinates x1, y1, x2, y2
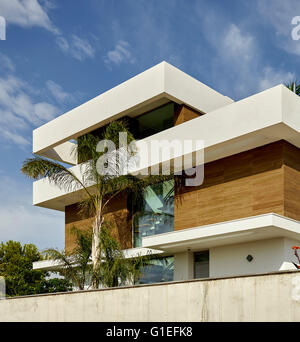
(43, 227, 93, 290)
(286, 80, 300, 96)
(21, 156, 92, 197)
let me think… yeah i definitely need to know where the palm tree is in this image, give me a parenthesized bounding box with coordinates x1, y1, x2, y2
(98, 223, 149, 287)
(44, 227, 92, 291)
(44, 225, 149, 289)
(22, 120, 171, 289)
(286, 80, 300, 95)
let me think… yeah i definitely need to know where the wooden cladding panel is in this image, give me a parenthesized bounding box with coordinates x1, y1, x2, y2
(65, 192, 132, 253)
(174, 141, 291, 230)
(174, 104, 203, 126)
(284, 165, 300, 221)
(175, 169, 284, 230)
(283, 142, 300, 172)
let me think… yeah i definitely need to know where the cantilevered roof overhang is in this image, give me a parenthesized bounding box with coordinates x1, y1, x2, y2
(33, 83, 300, 211)
(33, 61, 233, 158)
(142, 214, 300, 253)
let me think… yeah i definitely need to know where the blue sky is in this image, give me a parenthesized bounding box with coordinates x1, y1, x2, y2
(0, 0, 299, 251)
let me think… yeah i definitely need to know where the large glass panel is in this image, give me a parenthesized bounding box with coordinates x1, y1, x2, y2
(132, 180, 174, 248)
(137, 256, 174, 284)
(133, 103, 174, 139)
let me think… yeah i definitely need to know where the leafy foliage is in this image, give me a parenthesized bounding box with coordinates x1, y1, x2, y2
(38, 278, 72, 294)
(98, 224, 149, 288)
(45, 226, 149, 289)
(44, 227, 93, 291)
(0, 241, 71, 297)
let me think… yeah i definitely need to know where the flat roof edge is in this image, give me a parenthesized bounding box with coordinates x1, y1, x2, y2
(33, 62, 232, 154)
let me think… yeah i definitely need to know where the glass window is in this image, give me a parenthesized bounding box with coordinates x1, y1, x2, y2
(137, 256, 174, 284)
(132, 103, 174, 140)
(132, 180, 174, 248)
(77, 103, 175, 163)
(194, 251, 209, 279)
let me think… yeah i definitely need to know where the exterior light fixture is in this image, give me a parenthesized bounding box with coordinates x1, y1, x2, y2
(246, 255, 254, 262)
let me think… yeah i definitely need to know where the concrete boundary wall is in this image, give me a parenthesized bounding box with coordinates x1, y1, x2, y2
(1, 271, 300, 322)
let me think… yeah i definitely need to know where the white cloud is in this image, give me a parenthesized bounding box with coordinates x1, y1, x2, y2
(56, 34, 95, 61)
(0, 1, 96, 63)
(199, 21, 261, 98)
(223, 24, 255, 62)
(0, 0, 59, 34)
(221, 24, 295, 97)
(0, 73, 60, 146)
(0, 1, 96, 62)
(0, 127, 30, 146)
(40, 0, 56, 11)
(105, 40, 135, 66)
(0, 53, 15, 72)
(46, 80, 74, 103)
(258, 67, 295, 91)
(56, 35, 69, 52)
(257, 0, 299, 36)
(218, 24, 262, 97)
(0, 109, 27, 130)
(71, 35, 95, 60)
(109, 3, 183, 68)
(0, 75, 58, 125)
(194, 4, 295, 99)
(257, 0, 300, 56)
(0, 54, 75, 146)
(34, 101, 58, 121)
(0, 175, 64, 250)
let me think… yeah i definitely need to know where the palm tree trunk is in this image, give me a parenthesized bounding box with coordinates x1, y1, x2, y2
(91, 209, 103, 289)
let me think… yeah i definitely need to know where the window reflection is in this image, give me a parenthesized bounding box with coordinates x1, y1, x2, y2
(138, 256, 174, 284)
(132, 180, 174, 248)
(132, 103, 174, 140)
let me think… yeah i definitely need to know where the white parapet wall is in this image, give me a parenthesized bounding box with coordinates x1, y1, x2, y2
(1, 271, 300, 322)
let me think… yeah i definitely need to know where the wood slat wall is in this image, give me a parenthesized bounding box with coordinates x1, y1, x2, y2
(65, 192, 132, 253)
(175, 141, 300, 230)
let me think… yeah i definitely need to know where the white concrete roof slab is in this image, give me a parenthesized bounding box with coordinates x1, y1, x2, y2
(33, 62, 233, 155)
(39, 141, 77, 165)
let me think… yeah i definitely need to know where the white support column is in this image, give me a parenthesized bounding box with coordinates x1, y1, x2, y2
(174, 251, 194, 281)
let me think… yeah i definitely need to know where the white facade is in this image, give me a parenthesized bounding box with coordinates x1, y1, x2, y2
(210, 238, 299, 278)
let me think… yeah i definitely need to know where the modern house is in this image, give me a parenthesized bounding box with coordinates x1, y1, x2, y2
(32, 62, 300, 284)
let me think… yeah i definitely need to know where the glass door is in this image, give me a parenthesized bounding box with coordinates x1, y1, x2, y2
(194, 251, 209, 279)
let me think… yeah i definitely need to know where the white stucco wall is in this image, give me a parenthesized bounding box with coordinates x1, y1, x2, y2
(1, 271, 300, 321)
(171, 237, 300, 281)
(209, 238, 300, 278)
